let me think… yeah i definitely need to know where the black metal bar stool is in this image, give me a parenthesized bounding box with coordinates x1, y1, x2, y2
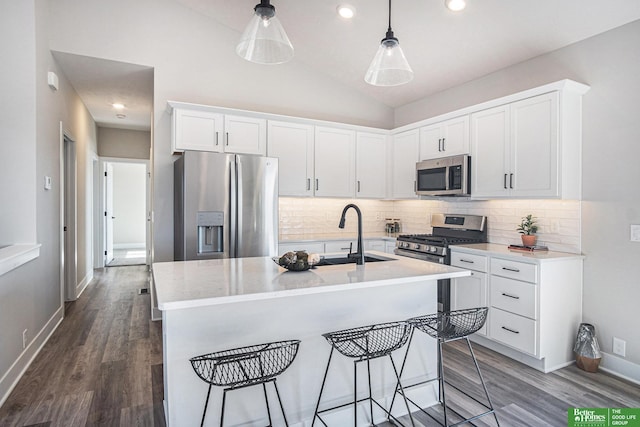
(312, 321, 414, 427)
(394, 307, 500, 427)
(190, 339, 300, 427)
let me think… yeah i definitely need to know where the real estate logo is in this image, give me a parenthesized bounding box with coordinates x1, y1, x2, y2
(568, 408, 640, 427)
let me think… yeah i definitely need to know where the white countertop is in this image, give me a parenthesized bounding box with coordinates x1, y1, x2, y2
(153, 251, 469, 310)
(451, 243, 584, 262)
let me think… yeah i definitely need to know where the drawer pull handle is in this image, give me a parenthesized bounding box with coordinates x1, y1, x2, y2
(501, 326, 520, 334)
(502, 292, 520, 300)
(459, 259, 475, 264)
(502, 267, 520, 273)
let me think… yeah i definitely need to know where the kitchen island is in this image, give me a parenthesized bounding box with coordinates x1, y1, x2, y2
(153, 252, 471, 426)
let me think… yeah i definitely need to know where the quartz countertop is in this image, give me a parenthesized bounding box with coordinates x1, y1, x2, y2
(451, 243, 584, 262)
(152, 251, 469, 310)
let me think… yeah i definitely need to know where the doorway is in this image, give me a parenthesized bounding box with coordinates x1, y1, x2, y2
(100, 159, 149, 267)
(60, 126, 78, 301)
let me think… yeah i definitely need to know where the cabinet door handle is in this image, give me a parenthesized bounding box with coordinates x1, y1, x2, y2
(459, 259, 475, 264)
(510, 173, 514, 189)
(414, 180, 417, 191)
(442, 137, 446, 151)
(504, 174, 508, 189)
(501, 292, 520, 300)
(307, 178, 311, 191)
(501, 326, 520, 334)
(357, 180, 361, 192)
(502, 266, 520, 272)
(316, 179, 319, 191)
(438, 138, 442, 152)
(225, 132, 229, 146)
(215, 132, 219, 146)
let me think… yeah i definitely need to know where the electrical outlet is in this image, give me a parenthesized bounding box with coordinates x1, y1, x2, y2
(22, 329, 28, 349)
(613, 337, 626, 357)
(630, 225, 640, 242)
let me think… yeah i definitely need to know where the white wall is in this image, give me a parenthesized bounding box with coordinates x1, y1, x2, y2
(396, 21, 640, 371)
(0, 0, 99, 406)
(111, 162, 146, 246)
(46, 0, 394, 263)
(98, 127, 150, 160)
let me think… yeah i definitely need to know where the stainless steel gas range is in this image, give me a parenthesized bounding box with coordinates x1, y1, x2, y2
(395, 213, 487, 311)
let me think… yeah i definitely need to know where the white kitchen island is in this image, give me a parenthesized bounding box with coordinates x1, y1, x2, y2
(153, 252, 471, 427)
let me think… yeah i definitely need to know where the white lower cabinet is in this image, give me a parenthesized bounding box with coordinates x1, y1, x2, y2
(325, 240, 357, 253)
(278, 242, 325, 255)
(450, 246, 583, 373)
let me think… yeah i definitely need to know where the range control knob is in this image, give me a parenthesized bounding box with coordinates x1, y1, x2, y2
(414, 244, 421, 250)
(430, 246, 438, 253)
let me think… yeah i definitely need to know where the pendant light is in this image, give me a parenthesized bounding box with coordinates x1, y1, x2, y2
(364, 0, 413, 86)
(236, 0, 294, 65)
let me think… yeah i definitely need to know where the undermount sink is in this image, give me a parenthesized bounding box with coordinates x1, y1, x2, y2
(315, 254, 395, 266)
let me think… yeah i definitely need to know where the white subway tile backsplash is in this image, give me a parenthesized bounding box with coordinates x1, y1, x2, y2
(279, 198, 581, 253)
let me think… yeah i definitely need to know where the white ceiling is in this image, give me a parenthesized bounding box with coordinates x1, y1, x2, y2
(53, 1, 640, 131)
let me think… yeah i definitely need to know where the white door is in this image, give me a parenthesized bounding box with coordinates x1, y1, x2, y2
(105, 163, 114, 265)
(356, 132, 387, 199)
(314, 126, 356, 198)
(441, 116, 470, 156)
(267, 120, 315, 197)
(391, 129, 419, 199)
(451, 272, 488, 335)
(471, 105, 510, 198)
(419, 123, 443, 160)
(224, 115, 267, 155)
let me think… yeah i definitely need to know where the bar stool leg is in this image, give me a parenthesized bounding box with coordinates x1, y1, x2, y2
(220, 388, 228, 427)
(465, 337, 500, 427)
(200, 383, 213, 427)
(438, 340, 449, 427)
(366, 357, 374, 424)
(388, 353, 415, 427)
(262, 382, 274, 426)
(312, 347, 335, 427)
(388, 328, 415, 419)
(272, 380, 290, 427)
(353, 359, 358, 427)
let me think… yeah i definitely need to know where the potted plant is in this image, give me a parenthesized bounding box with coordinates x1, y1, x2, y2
(517, 214, 539, 246)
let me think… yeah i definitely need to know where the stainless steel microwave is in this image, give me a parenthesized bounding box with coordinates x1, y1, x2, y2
(415, 154, 471, 196)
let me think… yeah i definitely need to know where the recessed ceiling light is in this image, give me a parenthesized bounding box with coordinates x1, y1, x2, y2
(337, 4, 355, 19)
(116, 113, 126, 119)
(112, 103, 125, 109)
(445, 0, 466, 12)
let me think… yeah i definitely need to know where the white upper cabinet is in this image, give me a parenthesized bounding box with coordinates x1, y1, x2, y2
(172, 109, 224, 153)
(170, 103, 266, 155)
(419, 116, 469, 160)
(472, 92, 565, 199)
(314, 126, 356, 198)
(356, 132, 388, 199)
(267, 120, 315, 197)
(224, 115, 267, 155)
(391, 129, 419, 199)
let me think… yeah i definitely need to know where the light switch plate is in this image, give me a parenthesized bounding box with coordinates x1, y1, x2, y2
(631, 225, 640, 242)
(44, 176, 52, 190)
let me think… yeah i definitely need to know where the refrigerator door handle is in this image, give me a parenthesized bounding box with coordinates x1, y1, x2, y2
(229, 157, 238, 258)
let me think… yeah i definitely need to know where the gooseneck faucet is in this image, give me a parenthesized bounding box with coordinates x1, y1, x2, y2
(338, 203, 365, 265)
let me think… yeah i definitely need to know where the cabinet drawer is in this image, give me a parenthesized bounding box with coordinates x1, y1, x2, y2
(491, 276, 536, 319)
(489, 308, 537, 355)
(490, 258, 537, 283)
(325, 240, 357, 253)
(450, 252, 488, 272)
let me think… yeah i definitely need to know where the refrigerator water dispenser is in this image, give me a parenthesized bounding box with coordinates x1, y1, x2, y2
(197, 211, 223, 254)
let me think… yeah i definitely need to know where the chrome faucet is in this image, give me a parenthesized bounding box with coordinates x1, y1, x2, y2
(338, 203, 365, 265)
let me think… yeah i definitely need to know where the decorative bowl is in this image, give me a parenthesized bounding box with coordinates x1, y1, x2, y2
(273, 251, 321, 272)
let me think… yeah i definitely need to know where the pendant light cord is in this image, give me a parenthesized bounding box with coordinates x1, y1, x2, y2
(387, 0, 392, 32)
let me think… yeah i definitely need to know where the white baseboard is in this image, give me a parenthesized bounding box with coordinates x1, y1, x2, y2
(0, 305, 64, 408)
(600, 352, 640, 385)
(76, 270, 94, 298)
(113, 243, 145, 250)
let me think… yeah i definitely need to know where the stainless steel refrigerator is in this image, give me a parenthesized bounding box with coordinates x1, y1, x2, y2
(174, 151, 278, 261)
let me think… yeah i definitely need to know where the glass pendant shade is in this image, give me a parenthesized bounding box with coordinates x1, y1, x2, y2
(365, 36, 413, 86)
(236, 2, 294, 65)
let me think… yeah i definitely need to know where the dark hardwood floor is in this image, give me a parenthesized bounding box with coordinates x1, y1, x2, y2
(1, 265, 638, 426)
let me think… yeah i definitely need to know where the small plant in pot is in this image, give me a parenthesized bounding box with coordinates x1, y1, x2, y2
(517, 214, 539, 246)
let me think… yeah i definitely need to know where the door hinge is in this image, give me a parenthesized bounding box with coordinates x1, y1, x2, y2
(63, 226, 67, 231)
(104, 211, 107, 216)
(104, 171, 107, 177)
(104, 250, 107, 255)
